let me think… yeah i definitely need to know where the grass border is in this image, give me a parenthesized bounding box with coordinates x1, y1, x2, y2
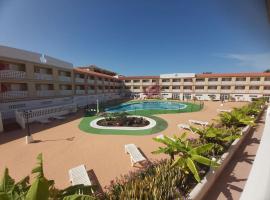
(79, 115, 168, 136)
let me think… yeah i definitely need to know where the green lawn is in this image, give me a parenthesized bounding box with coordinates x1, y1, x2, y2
(79, 115, 168, 135)
(79, 100, 202, 135)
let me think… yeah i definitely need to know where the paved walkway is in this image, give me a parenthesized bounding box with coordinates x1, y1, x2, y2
(204, 110, 266, 200)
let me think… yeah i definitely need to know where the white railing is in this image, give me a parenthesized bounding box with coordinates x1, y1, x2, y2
(183, 82, 193, 85)
(172, 89, 181, 92)
(75, 77, 85, 83)
(133, 82, 141, 85)
(36, 90, 55, 97)
(59, 76, 71, 82)
(88, 90, 95, 94)
(15, 103, 77, 129)
(208, 81, 220, 85)
(172, 82, 181, 85)
(250, 81, 261, 85)
(235, 81, 248, 84)
(234, 89, 247, 93)
(142, 82, 151, 85)
(34, 73, 53, 80)
(161, 82, 171, 86)
(221, 81, 233, 85)
(75, 90, 85, 95)
(207, 89, 219, 93)
(195, 89, 205, 92)
(0, 70, 26, 79)
(59, 90, 73, 96)
(0, 91, 28, 100)
(248, 90, 261, 94)
(195, 82, 205, 85)
(240, 106, 270, 200)
(88, 79, 95, 84)
(220, 89, 231, 93)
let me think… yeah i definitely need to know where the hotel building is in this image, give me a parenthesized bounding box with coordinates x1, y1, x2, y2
(1, 45, 270, 121)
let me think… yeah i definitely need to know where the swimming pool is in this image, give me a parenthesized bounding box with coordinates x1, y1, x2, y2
(105, 101, 187, 113)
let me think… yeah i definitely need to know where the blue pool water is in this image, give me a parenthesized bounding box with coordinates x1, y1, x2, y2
(105, 101, 187, 112)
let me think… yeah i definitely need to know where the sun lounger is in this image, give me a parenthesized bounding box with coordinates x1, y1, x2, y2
(36, 118, 51, 124)
(177, 123, 193, 131)
(217, 109, 232, 113)
(68, 164, 92, 186)
(156, 134, 176, 141)
(124, 144, 146, 166)
(52, 115, 65, 120)
(189, 119, 209, 126)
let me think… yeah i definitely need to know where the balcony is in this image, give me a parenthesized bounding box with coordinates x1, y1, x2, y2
(235, 81, 248, 85)
(59, 90, 73, 96)
(183, 82, 193, 86)
(133, 89, 141, 92)
(250, 81, 262, 85)
(104, 81, 110, 85)
(0, 91, 28, 100)
(221, 81, 233, 85)
(96, 89, 103, 93)
(208, 81, 220, 85)
(88, 90, 95, 94)
(161, 82, 171, 86)
(124, 82, 132, 85)
(75, 90, 85, 95)
(133, 82, 141, 85)
(183, 89, 193, 92)
(234, 89, 247, 93)
(249, 90, 261, 94)
(36, 90, 55, 97)
(88, 79, 95, 84)
(172, 82, 181, 86)
(0, 70, 26, 79)
(34, 73, 53, 81)
(172, 89, 181, 92)
(75, 77, 85, 83)
(220, 89, 232, 93)
(59, 76, 71, 82)
(195, 82, 205, 85)
(97, 80, 103, 85)
(161, 89, 171, 92)
(142, 82, 151, 85)
(207, 89, 219, 93)
(195, 89, 205, 93)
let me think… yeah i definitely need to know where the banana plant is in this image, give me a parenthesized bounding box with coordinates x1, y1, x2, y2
(0, 154, 97, 200)
(191, 125, 241, 155)
(218, 110, 255, 128)
(152, 133, 219, 182)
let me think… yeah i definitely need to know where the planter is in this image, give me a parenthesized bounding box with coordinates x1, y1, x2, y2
(188, 107, 266, 200)
(90, 115, 157, 130)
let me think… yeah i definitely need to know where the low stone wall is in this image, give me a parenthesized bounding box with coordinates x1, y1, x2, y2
(188, 107, 266, 200)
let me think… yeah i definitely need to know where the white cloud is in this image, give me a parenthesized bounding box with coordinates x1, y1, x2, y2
(218, 52, 270, 70)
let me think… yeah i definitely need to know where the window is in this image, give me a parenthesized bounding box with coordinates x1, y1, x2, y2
(208, 86, 217, 89)
(249, 86, 259, 90)
(125, 80, 131, 83)
(172, 86, 180, 89)
(133, 86, 140, 89)
(133, 80, 140, 83)
(208, 78, 218, 82)
(183, 86, 192, 89)
(236, 77, 246, 81)
(162, 79, 170, 82)
(142, 80, 150, 82)
(222, 78, 231, 81)
(264, 77, 270, 81)
(162, 86, 169, 90)
(250, 77, 260, 81)
(235, 86, 245, 90)
(172, 79, 181, 82)
(196, 78, 204, 82)
(221, 86, 231, 89)
(184, 78, 192, 82)
(264, 86, 270, 90)
(195, 86, 204, 90)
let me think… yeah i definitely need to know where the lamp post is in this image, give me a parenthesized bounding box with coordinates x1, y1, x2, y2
(96, 99, 99, 114)
(24, 110, 33, 144)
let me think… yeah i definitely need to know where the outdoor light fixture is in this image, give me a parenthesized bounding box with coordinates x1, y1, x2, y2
(24, 110, 33, 144)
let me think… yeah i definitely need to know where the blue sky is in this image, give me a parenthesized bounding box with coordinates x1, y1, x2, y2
(0, 0, 270, 75)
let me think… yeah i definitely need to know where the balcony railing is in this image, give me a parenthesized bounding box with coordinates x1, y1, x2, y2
(133, 82, 141, 85)
(172, 82, 181, 85)
(75, 90, 85, 95)
(88, 79, 95, 84)
(172, 89, 181, 92)
(248, 90, 261, 94)
(75, 77, 85, 83)
(59, 76, 71, 82)
(59, 90, 73, 96)
(133, 89, 141, 92)
(250, 81, 262, 85)
(161, 82, 171, 86)
(208, 81, 220, 85)
(195, 82, 205, 85)
(221, 81, 233, 85)
(0, 91, 28, 99)
(235, 81, 248, 85)
(220, 89, 232, 93)
(97, 80, 103, 85)
(183, 89, 193, 92)
(0, 70, 26, 79)
(34, 73, 53, 81)
(88, 90, 95, 94)
(36, 90, 55, 97)
(207, 89, 219, 93)
(142, 82, 151, 85)
(183, 82, 193, 85)
(234, 89, 247, 93)
(195, 89, 205, 92)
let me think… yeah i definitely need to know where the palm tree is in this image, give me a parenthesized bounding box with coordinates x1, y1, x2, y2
(152, 133, 219, 182)
(218, 110, 255, 128)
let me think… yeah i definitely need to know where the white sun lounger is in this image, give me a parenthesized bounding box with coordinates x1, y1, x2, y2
(177, 123, 193, 132)
(124, 144, 146, 166)
(69, 164, 92, 186)
(52, 115, 65, 120)
(156, 134, 176, 141)
(189, 119, 209, 126)
(217, 109, 232, 113)
(36, 118, 51, 124)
